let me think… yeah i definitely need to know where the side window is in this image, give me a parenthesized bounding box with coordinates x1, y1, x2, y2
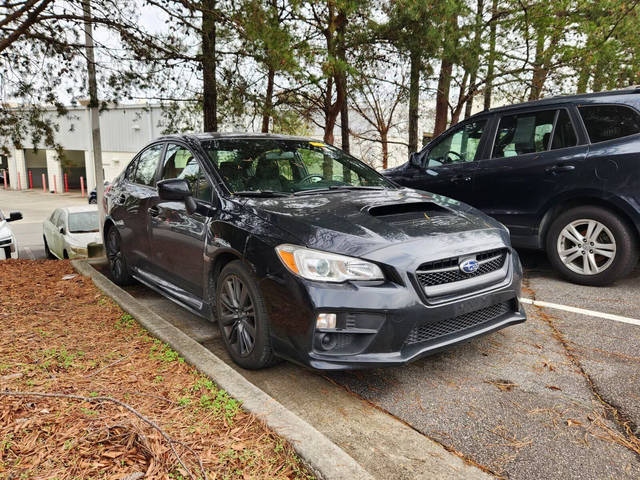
(162, 143, 212, 202)
(493, 110, 555, 158)
(124, 158, 138, 182)
(578, 104, 640, 143)
(426, 120, 486, 167)
(551, 110, 577, 150)
(133, 144, 164, 186)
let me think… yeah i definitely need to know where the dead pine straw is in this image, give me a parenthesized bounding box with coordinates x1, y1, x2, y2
(0, 260, 314, 480)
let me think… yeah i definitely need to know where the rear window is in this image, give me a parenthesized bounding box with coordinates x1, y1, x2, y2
(578, 105, 640, 143)
(68, 211, 99, 233)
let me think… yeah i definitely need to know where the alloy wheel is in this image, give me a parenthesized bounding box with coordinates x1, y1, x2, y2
(556, 219, 616, 275)
(106, 229, 125, 279)
(219, 275, 256, 357)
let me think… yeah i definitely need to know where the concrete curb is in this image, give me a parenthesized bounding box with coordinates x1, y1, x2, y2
(71, 259, 373, 480)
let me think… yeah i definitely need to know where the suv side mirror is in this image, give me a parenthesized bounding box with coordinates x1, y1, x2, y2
(59, 226, 65, 235)
(7, 211, 22, 222)
(409, 152, 422, 169)
(157, 178, 198, 214)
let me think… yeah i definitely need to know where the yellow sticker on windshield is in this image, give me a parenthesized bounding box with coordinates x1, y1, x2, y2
(309, 142, 326, 147)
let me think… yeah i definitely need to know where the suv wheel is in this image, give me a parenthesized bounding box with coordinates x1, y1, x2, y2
(105, 227, 134, 285)
(214, 260, 277, 369)
(546, 206, 638, 286)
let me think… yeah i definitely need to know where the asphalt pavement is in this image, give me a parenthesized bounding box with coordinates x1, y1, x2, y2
(3, 188, 640, 479)
(0, 188, 87, 259)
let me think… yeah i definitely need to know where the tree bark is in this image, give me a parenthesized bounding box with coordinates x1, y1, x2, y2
(408, 49, 420, 154)
(465, 0, 484, 118)
(483, 0, 498, 110)
(337, 13, 349, 153)
(529, 33, 547, 101)
(261, 65, 275, 133)
(381, 129, 389, 170)
(202, 0, 217, 132)
(451, 71, 468, 126)
(433, 55, 453, 136)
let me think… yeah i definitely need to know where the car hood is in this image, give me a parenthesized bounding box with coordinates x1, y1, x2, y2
(0, 221, 13, 241)
(236, 188, 510, 258)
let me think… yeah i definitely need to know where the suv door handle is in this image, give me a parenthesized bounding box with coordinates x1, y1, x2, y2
(148, 206, 160, 217)
(546, 164, 575, 174)
(450, 175, 472, 183)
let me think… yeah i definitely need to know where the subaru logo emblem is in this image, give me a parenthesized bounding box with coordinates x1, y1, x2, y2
(459, 258, 479, 274)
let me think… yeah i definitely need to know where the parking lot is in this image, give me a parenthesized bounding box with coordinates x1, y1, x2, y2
(3, 188, 639, 479)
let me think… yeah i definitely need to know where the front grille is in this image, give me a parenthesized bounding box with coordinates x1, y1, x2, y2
(416, 248, 507, 287)
(405, 302, 511, 346)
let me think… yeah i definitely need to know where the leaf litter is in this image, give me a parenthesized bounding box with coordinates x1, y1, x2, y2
(0, 260, 314, 479)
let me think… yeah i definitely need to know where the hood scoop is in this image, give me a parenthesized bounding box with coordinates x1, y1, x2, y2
(368, 202, 449, 218)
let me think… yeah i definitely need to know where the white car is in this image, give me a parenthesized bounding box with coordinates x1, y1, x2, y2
(0, 209, 22, 259)
(43, 205, 101, 259)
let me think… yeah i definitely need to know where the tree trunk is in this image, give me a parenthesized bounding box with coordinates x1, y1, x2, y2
(381, 129, 389, 170)
(483, 0, 498, 110)
(324, 76, 335, 144)
(408, 49, 420, 154)
(202, 0, 217, 132)
(434, 56, 453, 136)
(529, 33, 547, 101)
(451, 71, 469, 126)
(337, 14, 349, 153)
(465, 0, 484, 119)
(261, 65, 275, 133)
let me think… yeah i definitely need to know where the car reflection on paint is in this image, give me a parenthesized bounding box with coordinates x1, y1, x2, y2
(103, 133, 526, 370)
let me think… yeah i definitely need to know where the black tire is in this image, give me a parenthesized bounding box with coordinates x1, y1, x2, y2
(215, 260, 278, 369)
(88, 197, 97, 204)
(546, 206, 638, 286)
(105, 226, 134, 285)
(43, 236, 55, 259)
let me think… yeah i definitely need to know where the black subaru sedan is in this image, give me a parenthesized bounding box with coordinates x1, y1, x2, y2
(104, 133, 526, 370)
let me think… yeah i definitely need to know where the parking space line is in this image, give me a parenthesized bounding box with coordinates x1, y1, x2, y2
(520, 297, 640, 327)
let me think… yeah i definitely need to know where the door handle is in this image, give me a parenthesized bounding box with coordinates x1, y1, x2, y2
(148, 206, 160, 217)
(450, 175, 472, 183)
(546, 164, 575, 174)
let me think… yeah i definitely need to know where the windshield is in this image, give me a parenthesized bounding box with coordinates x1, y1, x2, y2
(200, 139, 394, 195)
(68, 211, 99, 233)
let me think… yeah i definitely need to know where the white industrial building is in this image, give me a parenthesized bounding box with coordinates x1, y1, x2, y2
(1, 103, 165, 192)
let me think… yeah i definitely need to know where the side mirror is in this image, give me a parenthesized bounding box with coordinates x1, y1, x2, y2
(7, 211, 22, 222)
(409, 152, 422, 169)
(157, 178, 198, 215)
(59, 226, 65, 235)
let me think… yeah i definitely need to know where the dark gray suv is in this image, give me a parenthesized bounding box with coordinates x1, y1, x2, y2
(385, 88, 640, 286)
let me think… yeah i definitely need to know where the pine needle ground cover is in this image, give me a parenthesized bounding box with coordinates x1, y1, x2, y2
(0, 260, 313, 480)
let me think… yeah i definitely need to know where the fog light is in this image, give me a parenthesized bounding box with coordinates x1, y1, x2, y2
(320, 333, 337, 350)
(316, 313, 336, 329)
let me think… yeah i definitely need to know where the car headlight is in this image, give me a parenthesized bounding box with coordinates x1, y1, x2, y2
(275, 244, 384, 282)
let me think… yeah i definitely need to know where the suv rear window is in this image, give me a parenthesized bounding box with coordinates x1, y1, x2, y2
(579, 105, 640, 143)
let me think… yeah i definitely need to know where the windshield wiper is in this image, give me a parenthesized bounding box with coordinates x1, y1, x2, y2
(293, 185, 386, 196)
(233, 190, 291, 197)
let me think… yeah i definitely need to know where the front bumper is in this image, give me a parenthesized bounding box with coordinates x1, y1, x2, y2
(0, 237, 17, 260)
(263, 249, 526, 370)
